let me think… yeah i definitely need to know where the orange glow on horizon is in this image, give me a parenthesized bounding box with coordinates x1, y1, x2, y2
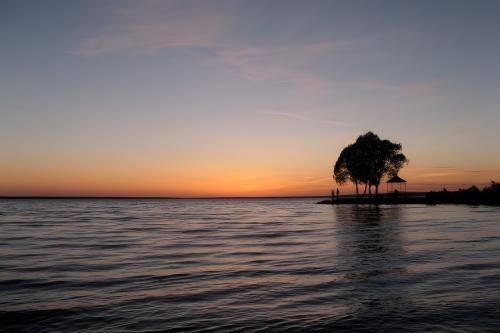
(2, 134, 498, 197)
(1, 160, 498, 197)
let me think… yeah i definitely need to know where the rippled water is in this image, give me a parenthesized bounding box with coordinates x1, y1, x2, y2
(1, 199, 500, 332)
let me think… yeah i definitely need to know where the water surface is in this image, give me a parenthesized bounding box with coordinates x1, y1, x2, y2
(1, 199, 500, 332)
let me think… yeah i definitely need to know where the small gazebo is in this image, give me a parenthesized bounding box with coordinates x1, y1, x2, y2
(386, 175, 407, 193)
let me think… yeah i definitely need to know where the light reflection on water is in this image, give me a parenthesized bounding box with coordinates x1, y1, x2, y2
(1, 199, 500, 332)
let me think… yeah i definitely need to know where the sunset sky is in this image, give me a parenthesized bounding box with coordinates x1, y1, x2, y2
(1, 0, 500, 197)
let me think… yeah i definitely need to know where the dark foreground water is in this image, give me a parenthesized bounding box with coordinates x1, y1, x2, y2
(1, 199, 500, 332)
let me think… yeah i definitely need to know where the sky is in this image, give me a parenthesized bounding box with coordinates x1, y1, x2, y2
(1, 0, 500, 197)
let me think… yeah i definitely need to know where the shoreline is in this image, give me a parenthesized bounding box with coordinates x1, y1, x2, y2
(317, 194, 500, 206)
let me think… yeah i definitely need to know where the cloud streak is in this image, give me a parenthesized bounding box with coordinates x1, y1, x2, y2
(72, 0, 224, 56)
(256, 110, 309, 121)
(71, 2, 335, 93)
(70, 1, 438, 96)
(256, 109, 352, 128)
(214, 43, 338, 93)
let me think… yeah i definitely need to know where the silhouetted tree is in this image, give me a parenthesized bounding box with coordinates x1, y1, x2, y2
(333, 132, 408, 199)
(334, 144, 360, 197)
(483, 181, 500, 193)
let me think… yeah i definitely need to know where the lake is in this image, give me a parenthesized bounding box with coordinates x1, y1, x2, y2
(1, 199, 500, 332)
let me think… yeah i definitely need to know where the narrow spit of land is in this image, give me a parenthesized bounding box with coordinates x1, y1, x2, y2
(318, 191, 500, 205)
(318, 193, 426, 205)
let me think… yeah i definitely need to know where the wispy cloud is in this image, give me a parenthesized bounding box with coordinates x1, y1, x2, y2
(346, 80, 440, 97)
(256, 110, 309, 121)
(412, 166, 500, 179)
(319, 119, 352, 127)
(466, 169, 500, 173)
(70, 2, 437, 96)
(70, 1, 336, 93)
(215, 43, 337, 93)
(71, 0, 224, 56)
(256, 109, 352, 128)
(415, 172, 462, 178)
(430, 166, 456, 169)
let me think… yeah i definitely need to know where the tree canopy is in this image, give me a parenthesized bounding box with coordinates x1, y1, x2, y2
(334, 132, 408, 197)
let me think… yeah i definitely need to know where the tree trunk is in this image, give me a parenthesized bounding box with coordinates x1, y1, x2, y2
(368, 183, 372, 199)
(375, 184, 379, 197)
(362, 183, 367, 198)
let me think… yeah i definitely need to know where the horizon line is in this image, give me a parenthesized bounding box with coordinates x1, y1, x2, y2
(0, 192, 429, 200)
